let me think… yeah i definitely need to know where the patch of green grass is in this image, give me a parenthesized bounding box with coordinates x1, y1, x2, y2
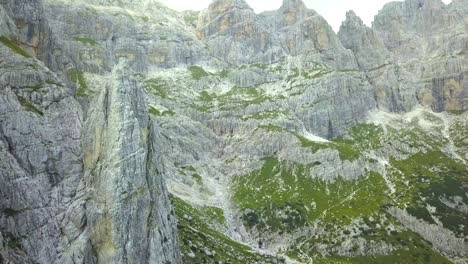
(149, 106, 175, 117)
(191, 173, 203, 185)
(314, 247, 451, 264)
(67, 70, 91, 97)
(406, 207, 435, 224)
(77, 6, 98, 17)
(449, 120, 468, 148)
(389, 149, 468, 237)
(144, 78, 169, 98)
(24, 83, 44, 92)
(185, 165, 197, 172)
(45, 80, 64, 87)
(250, 63, 268, 70)
(334, 124, 385, 151)
(447, 109, 467, 115)
(233, 157, 390, 232)
(198, 91, 213, 102)
(17, 95, 43, 116)
(256, 125, 285, 133)
(74, 37, 99, 46)
(389, 150, 466, 204)
(178, 165, 203, 185)
(241, 111, 289, 121)
(3, 232, 23, 250)
(149, 106, 161, 116)
(332, 142, 361, 161)
(189, 66, 210, 80)
(390, 126, 446, 150)
(292, 132, 361, 161)
(420, 177, 468, 237)
(218, 69, 230, 78)
(0, 36, 32, 58)
(3, 208, 20, 217)
(202, 206, 226, 225)
(302, 69, 332, 79)
(171, 195, 285, 263)
(194, 87, 275, 112)
(310, 224, 451, 263)
(289, 212, 452, 263)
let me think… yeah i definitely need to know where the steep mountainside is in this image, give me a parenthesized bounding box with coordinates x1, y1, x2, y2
(0, 0, 467, 263)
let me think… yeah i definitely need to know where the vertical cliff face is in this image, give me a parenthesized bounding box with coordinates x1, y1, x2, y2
(45, 0, 212, 73)
(77, 59, 180, 264)
(373, 0, 451, 48)
(0, 1, 181, 263)
(338, 11, 418, 112)
(0, 53, 83, 264)
(0, 1, 83, 263)
(197, 0, 280, 65)
(338, 11, 390, 71)
(0, 0, 68, 71)
(372, 0, 468, 112)
(197, 0, 358, 69)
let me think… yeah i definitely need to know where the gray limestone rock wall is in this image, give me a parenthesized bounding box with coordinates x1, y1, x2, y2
(197, 0, 283, 66)
(338, 11, 418, 113)
(372, 0, 468, 112)
(78, 59, 181, 264)
(0, 18, 83, 264)
(0, 0, 70, 72)
(45, 0, 214, 73)
(198, 0, 358, 70)
(0, 1, 182, 263)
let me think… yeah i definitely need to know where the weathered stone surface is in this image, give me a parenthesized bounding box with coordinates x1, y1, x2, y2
(0, 1, 181, 263)
(338, 11, 418, 112)
(0, 19, 83, 264)
(45, 0, 215, 73)
(75, 59, 181, 264)
(373, 0, 468, 112)
(198, 0, 358, 70)
(1, 0, 467, 263)
(339, 11, 390, 71)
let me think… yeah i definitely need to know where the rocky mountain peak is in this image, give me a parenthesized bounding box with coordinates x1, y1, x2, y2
(373, 0, 451, 36)
(61, 0, 161, 8)
(405, 0, 445, 9)
(338, 9, 393, 71)
(197, 0, 257, 43)
(280, 0, 306, 11)
(449, 0, 468, 12)
(276, 0, 314, 27)
(343, 10, 364, 26)
(207, 0, 252, 13)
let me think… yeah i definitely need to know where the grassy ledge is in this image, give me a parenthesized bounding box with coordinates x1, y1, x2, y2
(171, 195, 285, 263)
(17, 95, 43, 116)
(0, 36, 32, 58)
(67, 70, 91, 97)
(74, 37, 99, 46)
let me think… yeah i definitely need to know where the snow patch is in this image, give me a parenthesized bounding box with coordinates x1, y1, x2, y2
(302, 130, 330, 143)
